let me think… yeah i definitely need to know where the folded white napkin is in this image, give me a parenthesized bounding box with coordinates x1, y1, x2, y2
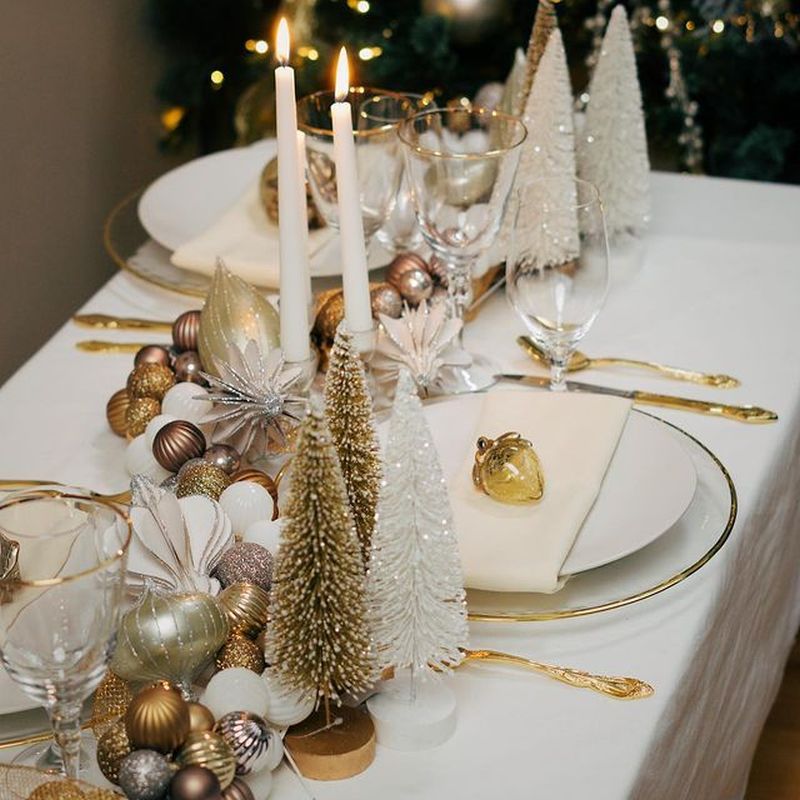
(451, 391, 631, 593)
(170, 181, 335, 288)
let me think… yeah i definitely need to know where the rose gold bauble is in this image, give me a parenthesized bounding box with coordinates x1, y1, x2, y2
(127, 362, 176, 400)
(169, 765, 222, 800)
(204, 444, 241, 476)
(153, 420, 206, 472)
(106, 388, 130, 437)
(174, 350, 205, 383)
(125, 685, 191, 753)
(370, 283, 403, 318)
(386, 252, 428, 286)
(393, 266, 433, 305)
(187, 702, 216, 734)
(230, 469, 278, 520)
(426, 254, 449, 287)
(125, 396, 161, 438)
(134, 344, 173, 369)
(173, 310, 202, 352)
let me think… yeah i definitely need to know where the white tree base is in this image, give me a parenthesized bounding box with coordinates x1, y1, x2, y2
(366, 671, 457, 751)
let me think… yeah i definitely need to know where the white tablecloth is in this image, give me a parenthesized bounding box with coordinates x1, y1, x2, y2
(1, 172, 800, 799)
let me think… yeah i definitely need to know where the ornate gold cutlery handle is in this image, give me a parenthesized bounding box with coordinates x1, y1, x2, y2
(0, 479, 131, 505)
(632, 392, 778, 423)
(73, 313, 173, 333)
(76, 340, 150, 354)
(461, 649, 654, 700)
(591, 357, 739, 389)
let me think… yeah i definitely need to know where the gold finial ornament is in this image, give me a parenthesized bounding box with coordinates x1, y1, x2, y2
(472, 432, 544, 504)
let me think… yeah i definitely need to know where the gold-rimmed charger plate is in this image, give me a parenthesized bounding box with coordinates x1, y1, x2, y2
(466, 413, 736, 622)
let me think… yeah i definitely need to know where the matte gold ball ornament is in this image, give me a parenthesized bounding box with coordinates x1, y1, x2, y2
(106, 388, 130, 437)
(125, 397, 162, 438)
(187, 702, 217, 734)
(216, 633, 266, 673)
(125, 685, 191, 753)
(153, 420, 206, 472)
(96, 719, 132, 783)
(176, 731, 237, 789)
(218, 583, 270, 638)
(127, 363, 176, 400)
(177, 459, 232, 501)
(173, 309, 202, 352)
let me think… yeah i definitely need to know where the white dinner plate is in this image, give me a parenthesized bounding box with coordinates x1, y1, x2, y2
(414, 396, 697, 577)
(137, 140, 391, 280)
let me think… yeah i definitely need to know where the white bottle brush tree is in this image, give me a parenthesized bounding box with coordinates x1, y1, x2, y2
(578, 4, 651, 239)
(367, 370, 468, 702)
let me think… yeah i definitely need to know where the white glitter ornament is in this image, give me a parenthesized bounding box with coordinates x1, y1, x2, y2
(577, 5, 650, 238)
(162, 382, 214, 424)
(367, 370, 468, 683)
(203, 667, 271, 720)
(219, 482, 273, 535)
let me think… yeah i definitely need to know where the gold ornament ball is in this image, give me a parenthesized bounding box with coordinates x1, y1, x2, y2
(176, 458, 232, 501)
(173, 309, 202, 352)
(187, 702, 216, 734)
(106, 388, 130, 437)
(216, 633, 266, 674)
(125, 685, 191, 753)
(127, 362, 176, 400)
(125, 396, 162, 438)
(153, 420, 206, 473)
(26, 783, 85, 800)
(92, 669, 134, 737)
(218, 582, 270, 638)
(176, 731, 237, 789)
(96, 719, 132, 784)
(313, 288, 345, 343)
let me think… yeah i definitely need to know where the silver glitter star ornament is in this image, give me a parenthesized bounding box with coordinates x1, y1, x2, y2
(201, 339, 307, 458)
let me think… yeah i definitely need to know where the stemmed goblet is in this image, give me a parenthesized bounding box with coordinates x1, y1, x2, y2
(398, 107, 527, 391)
(0, 490, 130, 779)
(506, 177, 610, 390)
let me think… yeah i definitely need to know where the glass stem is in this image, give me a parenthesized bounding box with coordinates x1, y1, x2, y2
(445, 256, 474, 325)
(550, 353, 569, 392)
(50, 702, 82, 779)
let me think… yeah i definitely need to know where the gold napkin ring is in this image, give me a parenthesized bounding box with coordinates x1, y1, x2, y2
(472, 431, 545, 504)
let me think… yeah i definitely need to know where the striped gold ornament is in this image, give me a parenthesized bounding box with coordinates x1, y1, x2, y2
(105, 389, 130, 437)
(218, 583, 269, 638)
(172, 309, 202, 352)
(176, 731, 237, 789)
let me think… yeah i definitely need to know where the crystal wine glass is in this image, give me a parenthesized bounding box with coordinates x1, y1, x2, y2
(297, 87, 411, 246)
(506, 177, 610, 391)
(398, 107, 527, 391)
(0, 490, 130, 779)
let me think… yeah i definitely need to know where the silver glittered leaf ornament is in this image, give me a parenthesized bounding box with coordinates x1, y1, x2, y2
(201, 339, 307, 459)
(373, 299, 471, 397)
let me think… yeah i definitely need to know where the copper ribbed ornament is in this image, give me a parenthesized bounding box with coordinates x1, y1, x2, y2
(173, 310, 202, 352)
(176, 731, 237, 789)
(176, 459, 232, 501)
(92, 670, 134, 737)
(125, 397, 161, 438)
(215, 711, 273, 776)
(187, 702, 216, 734)
(218, 582, 270, 637)
(153, 420, 206, 472)
(96, 720, 132, 784)
(134, 345, 172, 369)
(386, 252, 428, 286)
(127, 363, 176, 400)
(106, 388, 130, 437)
(125, 685, 191, 753)
(216, 633, 265, 673)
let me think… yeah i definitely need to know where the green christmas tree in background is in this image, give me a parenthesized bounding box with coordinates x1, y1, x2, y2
(146, 0, 800, 182)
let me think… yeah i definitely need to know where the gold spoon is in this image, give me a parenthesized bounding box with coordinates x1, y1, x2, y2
(0, 480, 131, 506)
(518, 335, 740, 389)
(75, 340, 152, 354)
(73, 313, 173, 333)
(461, 649, 653, 699)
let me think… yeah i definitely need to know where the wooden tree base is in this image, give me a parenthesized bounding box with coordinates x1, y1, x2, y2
(285, 704, 376, 781)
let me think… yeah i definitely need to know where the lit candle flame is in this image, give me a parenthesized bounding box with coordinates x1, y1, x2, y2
(276, 18, 290, 66)
(335, 47, 349, 102)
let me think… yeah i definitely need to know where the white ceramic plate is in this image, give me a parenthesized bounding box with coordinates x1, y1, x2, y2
(415, 396, 697, 577)
(137, 140, 391, 279)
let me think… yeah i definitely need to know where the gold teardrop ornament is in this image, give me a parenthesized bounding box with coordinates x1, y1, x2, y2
(472, 431, 544, 504)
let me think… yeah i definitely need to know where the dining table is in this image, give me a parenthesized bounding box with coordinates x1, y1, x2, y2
(1, 170, 800, 800)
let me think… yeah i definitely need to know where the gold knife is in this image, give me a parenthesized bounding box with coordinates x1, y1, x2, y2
(73, 313, 173, 333)
(76, 340, 151, 354)
(498, 373, 778, 424)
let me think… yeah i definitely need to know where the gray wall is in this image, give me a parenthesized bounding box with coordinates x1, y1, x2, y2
(0, 1, 183, 383)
